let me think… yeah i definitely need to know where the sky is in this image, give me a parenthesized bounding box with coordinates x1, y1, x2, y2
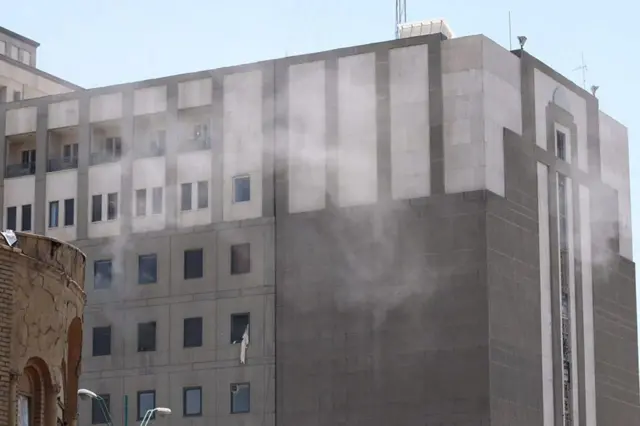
(4, 0, 639, 338)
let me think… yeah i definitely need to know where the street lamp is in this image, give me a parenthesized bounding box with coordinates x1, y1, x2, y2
(77, 389, 114, 426)
(139, 407, 171, 426)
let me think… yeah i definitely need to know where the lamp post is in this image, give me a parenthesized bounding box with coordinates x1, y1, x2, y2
(77, 389, 114, 426)
(139, 407, 171, 426)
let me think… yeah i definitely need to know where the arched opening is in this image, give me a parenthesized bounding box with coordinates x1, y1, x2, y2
(65, 318, 83, 426)
(18, 357, 54, 426)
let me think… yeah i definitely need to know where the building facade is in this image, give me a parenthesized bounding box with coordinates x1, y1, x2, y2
(0, 25, 636, 426)
(0, 232, 85, 426)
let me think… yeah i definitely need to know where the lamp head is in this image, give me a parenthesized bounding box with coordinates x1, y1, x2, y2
(517, 35, 527, 49)
(155, 408, 172, 416)
(77, 389, 98, 400)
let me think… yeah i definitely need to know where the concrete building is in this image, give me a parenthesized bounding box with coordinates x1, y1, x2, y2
(0, 231, 85, 426)
(0, 22, 636, 426)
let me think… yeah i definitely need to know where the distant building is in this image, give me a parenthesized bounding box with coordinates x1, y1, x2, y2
(0, 231, 85, 426)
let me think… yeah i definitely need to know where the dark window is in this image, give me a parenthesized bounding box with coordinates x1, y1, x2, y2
(106, 137, 122, 158)
(197, 181, 208, 209)
(21, 204, 31, 231)
(91, 394, 111, 425)
(181, 183, 192, 211)
(135, 189, 146, 217)
(183, 249, 203, 279)
(13, 91, 21, 101)
(107, 193, 118, 220)
(6, 206, 16, 230)
(21, 149, 35, 165)
(151, 187, 163, 214)
(556, 130, 566, 160)
(230, 243, 251, 275)
(64, 198, 75, 226)
(230, 313, 249, 344)
(138, 254, 157, 284)
(49, 201, 59, 228)
(230, 383, 250, 414)
(137, 321, 156, 352)
(63, 143, 79, 161)
(94, 260, 112, 289)
(233, 176, 251, 203)
(92, 194, 102, 222)
(137, 390, 155, 421)
(183, 387, 202, 417)
(92, 326, 111, 357)
(183, 317, 203, 348)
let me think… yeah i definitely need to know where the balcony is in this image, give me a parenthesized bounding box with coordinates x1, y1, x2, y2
(47, 127, 79, 172)
(48, 157, 79, 172)
(91, 120, 123, 166)
(178, 109, 212, 153)
(134, 114, 167, 159)
(5, 132, 37, 178)
(6, 161, 35, 178)
(90, 151, 121, 166)
(179, 135, 211, 153)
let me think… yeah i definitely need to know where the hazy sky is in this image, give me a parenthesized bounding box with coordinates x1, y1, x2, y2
(4, 0, 638, 325)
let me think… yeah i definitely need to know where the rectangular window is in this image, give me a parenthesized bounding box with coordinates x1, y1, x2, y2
(94, 260, 112, 289)
(230, 243, 251, 275)
(183, 387, 202, 417)
(230, 383, 250, 414)
(92, 194, 102, 222)
(107, 193, 118, 220)
(91, 394, 111, 425)
(152, 187, 163, 214)
(21, 50, 31, 66)
(17, 395, 29, 426)
(137, 322, 157, 352)
(48, 201, 59, 228)
(135, 189, 146, 217)
(63, 143, 79, 162)
(197, 181, 208, 209)
(230, 313, 250, 344)
(556, 130, 566, 161)
(138, 254, 157, 284)
(105, 137, 122, 157)
(64, 198, 75, 226)
(6, 206, 16, 230)
(21, 204, 31, 231)
(181, 183, 192, 211)
(183, 249, 203, 279)
(183, 317, 203, 348)
(92, 326, 112, 357)
(21, 149, 35, 165)
(13, 90, 21, 101)
(233, 176, 251, 203)
(0, 41, 5, 55)
(10, 45, 18, 60)
(137, 391, 156, 421)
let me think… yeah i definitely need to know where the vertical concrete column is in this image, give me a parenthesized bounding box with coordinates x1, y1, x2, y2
(34, 104, 48, 234)
(428, 40, 444, 195)
(210, 73, 224, 223)
(324, 57, 338, 208)
(0, 107, 6, 227)
(585, 97, 601, 180)
(375, 50, 391, 202)
(273, 60, 289, 218)
(120, 90, 134, 235)
(261, 63, 276, 218)
(164, 82, 179, 229)
(76, 96, 90, 240)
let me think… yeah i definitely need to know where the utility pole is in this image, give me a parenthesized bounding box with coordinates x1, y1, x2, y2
(573, 52, 588, 89)
(395, 0, 407, 38)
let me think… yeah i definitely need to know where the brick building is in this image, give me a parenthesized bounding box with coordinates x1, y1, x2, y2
(0, 232, 85, 426)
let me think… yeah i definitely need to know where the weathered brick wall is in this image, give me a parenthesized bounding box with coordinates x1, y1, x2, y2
(0, 247, 16, 426)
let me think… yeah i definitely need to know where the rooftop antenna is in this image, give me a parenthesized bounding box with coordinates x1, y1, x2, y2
(573, 52, 588, 89)
(395, 0, 407, 38)
(517, 35, 527, 52)
(508, 12, 512, 50)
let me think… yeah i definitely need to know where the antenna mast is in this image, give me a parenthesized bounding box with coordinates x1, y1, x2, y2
(395, 0, 407, 38)
(573, 52, 588, 89)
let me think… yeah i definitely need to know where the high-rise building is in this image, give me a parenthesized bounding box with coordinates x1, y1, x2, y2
(0, 21, 636, 426)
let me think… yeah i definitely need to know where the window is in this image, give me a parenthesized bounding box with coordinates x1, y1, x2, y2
(230, 243, 251, 275)
(92, 326, 112, 356)
(94, 260, 113, 289)
(194, 124, 209, 139)
(230, 313, 249, 344)
(230, 383, 250, 414)
(21, 204, 31, 231)
(138, 254, 157, 284)
(6, 206, 16, 230)
(137, 391, 156, 421)
(137, 322, 156, 352)
(135, 189, 146, 217)
(0, 41, 5, 55)
(48, 201, 59, 228)
(91, 394, 111, 425)
(183, 249, 203, 279)
(152, 187, 163, 214)
(183, 387, 202, 417)
(10, 45, 18, 60)
(233, 176, 251, 203)
(21, 149, 35, 165)
(556, 130, 566, 160)
(17, 394, 29, 426)
(13, 90, 21, 101)
(92, 194, 102, 222)
(197, 181, 208, 209)
(105, 137, 122, 157)
(64, 199, 75, 226)
(107, 193, 118, 220)
(22, 50, 31, 65)
(63, 143, 78, 162)
(183, 317, 203, 348)
(181, 183, 192, 211)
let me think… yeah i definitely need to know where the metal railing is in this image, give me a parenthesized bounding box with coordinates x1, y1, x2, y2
(47, 157, 78, 172)
(179, 136, 211, 153)
(6, 162, 35, 178)
(90, 151, 121, 166)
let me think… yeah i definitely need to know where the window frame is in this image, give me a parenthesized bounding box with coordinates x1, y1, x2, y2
(182, 386, 202, 417)
(183, 317, 203, 348)
(183, 248, 204, 280)
(232, 175, 251, 203)
(92, 325, 112, 357)
(48, 200, 59, 228)
(136, 390, 156, 421)
(92, 194, 103, 222)
(91, 393, 111, 425)
(64, 198, 75, 226)
(137, 321, 157, 352)
(137, 254, 158, 285)
(21, 204, 32, 231)
(180, 182, 192, 211)
(93, 259, 113, 290)
(135, 189, 147, 217)
(230, 313, 250, 344)
(230, 243, 251, 275)
(230, 383, 250, 414)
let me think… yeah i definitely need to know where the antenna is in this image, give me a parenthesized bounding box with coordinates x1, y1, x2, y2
(395, 0, 407, 38)
(508, 11, 512, 50)
(573, 52, 588, 89)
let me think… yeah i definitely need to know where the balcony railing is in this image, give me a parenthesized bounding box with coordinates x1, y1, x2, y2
(90, 151, 121, 166)
(138, 144, 165, 159)
(48, 157, 78, 172)
(6, 162, 35, 178)
(179, 136, 211, 153)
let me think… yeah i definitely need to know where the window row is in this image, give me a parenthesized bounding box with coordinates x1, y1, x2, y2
(91, 383, 251, 424)
(7, 198, 75, 231)
(93, 243, 251, 289)
(0, 40, 31, 66)
(91, 313, 250, 356)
